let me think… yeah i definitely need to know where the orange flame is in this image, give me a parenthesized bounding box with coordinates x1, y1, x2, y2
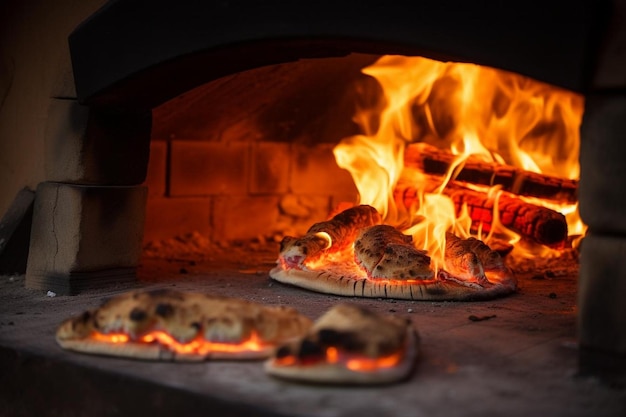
(91, 331, 267, 355)
(334, 55, 585, 260)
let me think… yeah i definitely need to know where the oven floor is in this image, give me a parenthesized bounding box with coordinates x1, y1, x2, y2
(1, 253, 624, 417)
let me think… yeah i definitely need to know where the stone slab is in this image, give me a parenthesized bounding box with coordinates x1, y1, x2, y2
(1, 263, 624, 417)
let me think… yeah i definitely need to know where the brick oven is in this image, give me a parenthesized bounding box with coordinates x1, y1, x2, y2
(3, 0, 626, 413)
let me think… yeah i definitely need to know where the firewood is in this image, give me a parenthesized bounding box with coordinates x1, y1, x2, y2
(404, 143, 578, 204)
(393, 181, 568, 247)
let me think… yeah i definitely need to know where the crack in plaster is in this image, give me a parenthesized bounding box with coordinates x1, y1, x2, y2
(51, 186, 59, 270)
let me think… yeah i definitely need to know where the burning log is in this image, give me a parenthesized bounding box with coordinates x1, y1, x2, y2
(404, 143, 578, 204)
(394, 182, 568, 247)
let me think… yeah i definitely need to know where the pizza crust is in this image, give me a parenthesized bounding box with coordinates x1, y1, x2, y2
(56, 289, 312, 361)
(271, 221, 517, 301)
(278, 205, 382, 269)
(354, 225, 433, 280)
(264, 304, 419, 384)
(269, 264, 516, 301)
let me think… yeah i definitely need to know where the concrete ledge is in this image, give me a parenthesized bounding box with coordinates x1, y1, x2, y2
(0, 345, 276, 417)
(25, 182, 147, 295)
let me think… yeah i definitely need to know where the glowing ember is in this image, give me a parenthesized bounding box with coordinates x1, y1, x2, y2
(334, 55, 585, 263)
(345, 351, 403, 372)
(274, 348, 403, 372)
(90, 331, 267, 355)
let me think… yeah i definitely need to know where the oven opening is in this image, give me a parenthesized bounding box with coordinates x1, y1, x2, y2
(141, 53, 583, 291)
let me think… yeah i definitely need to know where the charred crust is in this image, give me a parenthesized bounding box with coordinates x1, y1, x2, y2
(317, 329, 364, 352)
(317, 328, 342, 345)
(275, 345, 292, 359)
(298, 339, 324, 359)
(79, 311, 92, 323)
(155, 302, 175, 318)
(74, 311, 93, 330)
(129, 307, 147, 322)
(145, 288, 184, 300)
(385, 247, 394, 254)
(190, 321, 201, 330)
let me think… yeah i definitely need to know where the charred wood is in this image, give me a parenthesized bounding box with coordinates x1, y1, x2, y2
(394, 181, 568, 247)
(404, 143, 578, 204)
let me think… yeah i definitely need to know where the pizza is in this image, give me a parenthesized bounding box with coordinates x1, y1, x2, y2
(270, 205, 516, 301)
(441, 232, 509, 287)
(354, 225, 433, 280)
(278, 204, 382, 269)
(56, 289, 312, 361)
(264, 303, 419, 384)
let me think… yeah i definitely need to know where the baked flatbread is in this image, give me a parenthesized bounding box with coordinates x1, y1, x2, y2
(278, 205, 382, 269)
(264, 304, 419, 384)
(56, 289, 312, 361)
(271, 220, 516, 300)
(441, 232, 509, 287)
(354, 225, 433, 280)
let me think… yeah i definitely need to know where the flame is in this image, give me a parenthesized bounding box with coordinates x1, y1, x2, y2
(335, 55, 585, 261)
(90, 331, 267, 355)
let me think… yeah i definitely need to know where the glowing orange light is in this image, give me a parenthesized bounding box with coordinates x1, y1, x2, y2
(345, 351, 403, 372)
(92, 332, 129, 344)
(90, 331, 267, 355)
(273, 349, 404, 373)
(326, 346, 339, 363)
(334, 55, 585, 260)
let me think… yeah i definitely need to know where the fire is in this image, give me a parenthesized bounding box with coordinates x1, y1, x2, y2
(272, 345, 403, 372)
(90, 331, 267, 355)
(345, 351, 402, 372)
(334, 55, 585, 262)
